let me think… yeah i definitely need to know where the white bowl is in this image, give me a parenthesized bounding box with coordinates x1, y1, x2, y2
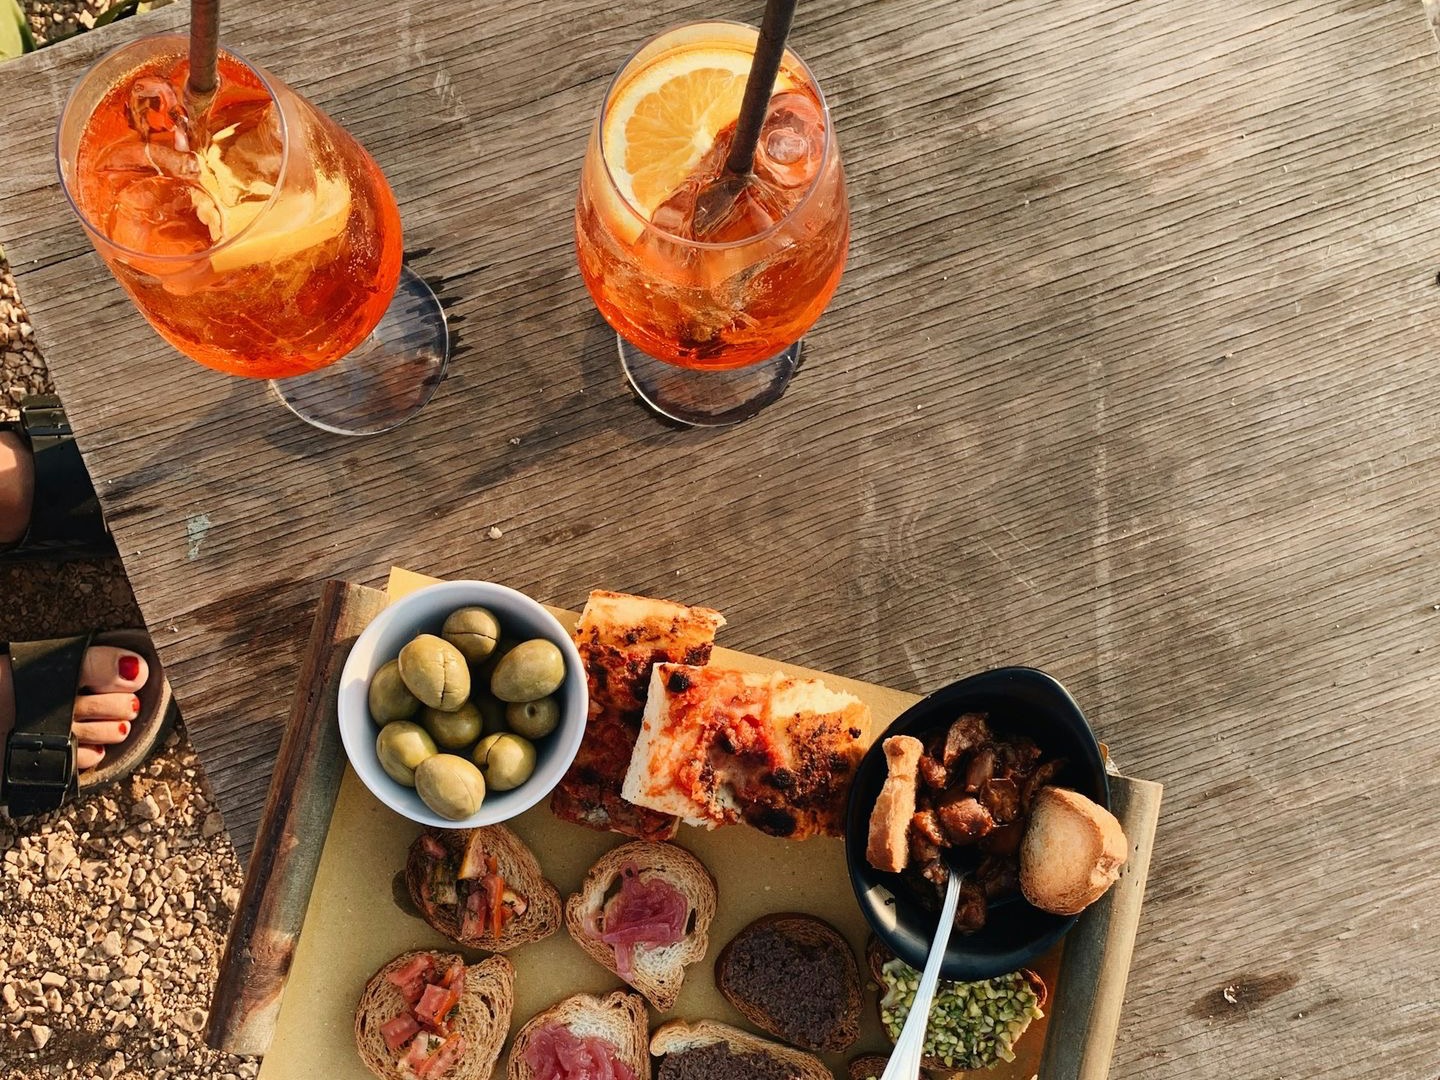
(338, 580, 587, 828)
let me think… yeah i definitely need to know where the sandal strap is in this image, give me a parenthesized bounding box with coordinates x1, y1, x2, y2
(3, 635, 86, 816)
(20, 396, 111, 551)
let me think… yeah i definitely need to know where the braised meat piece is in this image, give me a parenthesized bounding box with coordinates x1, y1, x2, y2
(920, 856, 949, 889)
(995, 734, 1042, 774)
(953, 879, 989, 932)
(917, 753, 950, 791)
(910, 809, 947, 847)
(935, 789, 995, 845)
(975, 855, 1019, 900)
(963, 747, 997, 792)
(909, 828, 940, 868)
(979, 821, 1023, 858)
(1021, 757, 1066, 810)
(978, 777, 1021, 823)
(941, 713, 991, 767)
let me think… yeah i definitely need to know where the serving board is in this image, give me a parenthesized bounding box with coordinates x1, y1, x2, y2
(244, 570, 1161, 1080)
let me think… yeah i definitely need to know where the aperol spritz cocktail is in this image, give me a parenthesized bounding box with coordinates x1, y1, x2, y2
(58, 35, 448, 434)
(576, 22, 849, 425)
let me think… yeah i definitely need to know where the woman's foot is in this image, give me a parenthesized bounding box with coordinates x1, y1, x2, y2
(0, 645, 149, 772)
(0, 430, 35, 545)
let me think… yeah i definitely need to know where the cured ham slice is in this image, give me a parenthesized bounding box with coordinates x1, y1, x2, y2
(587, 863, 687, 981)
(523, 1024, 638, 1080)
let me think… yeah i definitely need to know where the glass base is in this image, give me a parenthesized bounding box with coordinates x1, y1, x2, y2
(270, 265, 449, 436)
(618, 335, 801, 427)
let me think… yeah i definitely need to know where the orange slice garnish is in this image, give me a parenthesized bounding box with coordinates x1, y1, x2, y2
(602, 46, 798, 221)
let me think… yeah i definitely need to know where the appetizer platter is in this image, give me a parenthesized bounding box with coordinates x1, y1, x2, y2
(251, 569, 1161, 1080)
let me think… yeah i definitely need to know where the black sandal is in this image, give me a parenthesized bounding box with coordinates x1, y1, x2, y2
(0, 395, 117, 563)
(2, 630, 173, 817)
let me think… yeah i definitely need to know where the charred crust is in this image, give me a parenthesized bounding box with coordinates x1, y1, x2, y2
(756, 807, 798, 837)
(766, 768, 796, 791)
(667, 669, 693, 694)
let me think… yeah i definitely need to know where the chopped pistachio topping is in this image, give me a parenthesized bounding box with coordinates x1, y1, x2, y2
(878, 958, 1044, 1070)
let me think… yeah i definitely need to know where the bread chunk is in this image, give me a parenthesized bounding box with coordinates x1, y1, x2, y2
(1019, 786, 1128, 915)
(651, 1020, 831, 1080)
(552, 591, 725, 840)
(354, 952, 512, 1080)
(405, 826, 561, 951)
(623, 663, 870, 839)
(865, 735, 923, 873)
(507, 990, 651, 1080)
(714, 914, 861, 1053)
(564, 840, 717, 1011)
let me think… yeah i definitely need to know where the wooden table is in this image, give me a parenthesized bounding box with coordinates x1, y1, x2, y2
(2, 1, 1438, 1075)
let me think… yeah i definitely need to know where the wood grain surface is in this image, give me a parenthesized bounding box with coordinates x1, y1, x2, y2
(205, 580, 386, 1057)
(1, 1, 1439, 1077)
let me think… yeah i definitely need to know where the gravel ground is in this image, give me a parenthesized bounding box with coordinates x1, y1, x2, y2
(2, 131, 256, 1080)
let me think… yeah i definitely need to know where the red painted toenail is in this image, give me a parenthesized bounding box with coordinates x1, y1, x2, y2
(119, 722, 130, 736)
(118, 655, 140, 681)
(131, 696, 140, 714)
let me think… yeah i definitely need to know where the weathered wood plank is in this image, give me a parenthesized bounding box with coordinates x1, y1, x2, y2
(203, 580, 386, 1056)
(2, 1, 1440, 1077)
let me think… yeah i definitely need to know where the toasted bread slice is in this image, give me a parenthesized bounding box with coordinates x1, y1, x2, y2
(552, 591, 726, 840)
(565, 840, 717, 1011)
(714, 913, 860, 1052)
(623, 664, 871, 839)
(848, 1055, 890, 1080)
(651, 1020, 831, 1080)
(866, 735, 923, 873)
(507, 991, 651, 1080)
(1019, 786, 1128, 915)
(406, 826, 561, 951)
(355, 951, 513, 1080)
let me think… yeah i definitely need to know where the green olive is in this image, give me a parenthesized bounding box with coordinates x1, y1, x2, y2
(398, 634, 471, 711)
(375, 722, 438, 787)
(442, 607, 501, 664)
(414, 753, 486, 819)
(471, 733, 537, 791)
(420, 701, 483, 750)
(490, 639, 565, 703)
(368, 659, 420, 725)
(505, 696, 559, 740)
(474, 692, 509, 737)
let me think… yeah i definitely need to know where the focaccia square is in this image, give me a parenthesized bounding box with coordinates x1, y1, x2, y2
(622, 663, 871, 840)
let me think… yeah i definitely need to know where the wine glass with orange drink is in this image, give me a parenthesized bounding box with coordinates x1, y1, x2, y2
(57, 33, 448, 435)
(575, 18, 849, 426)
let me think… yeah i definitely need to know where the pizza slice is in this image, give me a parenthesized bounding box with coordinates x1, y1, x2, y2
(622, 663, 872, 840)
(550, 591, 726, 840)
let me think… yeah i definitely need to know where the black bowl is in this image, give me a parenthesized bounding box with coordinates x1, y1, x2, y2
(844, 666, 1108, 981)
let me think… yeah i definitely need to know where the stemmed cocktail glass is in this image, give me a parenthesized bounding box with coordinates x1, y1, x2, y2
(576, 21, 849, 426)
(57, 33, 448, 435)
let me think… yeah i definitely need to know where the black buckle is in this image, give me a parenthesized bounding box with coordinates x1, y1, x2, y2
(4, 731, 76, 816)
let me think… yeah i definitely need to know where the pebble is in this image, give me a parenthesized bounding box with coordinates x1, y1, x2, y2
(0, 543, 258, 1080)
(44, 839, 77, 882)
